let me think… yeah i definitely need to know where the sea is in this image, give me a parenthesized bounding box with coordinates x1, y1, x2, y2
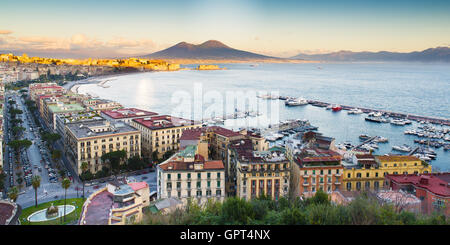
(77, 62, 450, 171)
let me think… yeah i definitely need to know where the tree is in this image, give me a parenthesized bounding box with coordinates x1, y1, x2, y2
(127, 156, 146, 171)
(61, 178, 71, 222)
(8, 186, 19, 202)
(12, 126, 25, 137)
(31, 175, 41, 207)
(8, 140, 32, 166)
(80, 162, 89, 199)
(101, 150, 127, 175)
(51, 150, 62, 162)
(0, 167, 6, 192)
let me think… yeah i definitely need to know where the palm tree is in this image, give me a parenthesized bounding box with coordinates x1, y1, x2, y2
(61, 178, 71, 222)
(31, 175, 41, 207)
(80, 162, 88, 199)
(8, 186, 19, 202)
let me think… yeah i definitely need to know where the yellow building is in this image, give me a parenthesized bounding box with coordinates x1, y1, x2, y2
(229, 140, 290, 200)
(343, 154, 432, 191)
(64, 119, 141, 174)
(130, 115, 202, 159)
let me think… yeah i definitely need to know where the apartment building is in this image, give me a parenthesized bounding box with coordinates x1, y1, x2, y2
(64, 119, 141, 174)
(157, 145, 225, 205)
(101, 108, 158, 124)
(83, 98, 122, 113)
(343, 155, 432, 192)
(386, 173, 449, 216)
(54, 111, 103, 138)
(28, 82, 64, 102)
(42, 98, 86, 131)
(130, 115, 201, 158)
(229, 139, 290, 200)
(291, 147, 344, 198)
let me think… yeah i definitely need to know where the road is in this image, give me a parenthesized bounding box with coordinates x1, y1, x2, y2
(5, 91, 157, 210)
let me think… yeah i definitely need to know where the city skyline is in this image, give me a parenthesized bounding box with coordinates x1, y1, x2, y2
(1, 0, 450, 58)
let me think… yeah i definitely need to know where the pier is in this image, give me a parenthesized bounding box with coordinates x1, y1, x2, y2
(352, 136, 377, 150)
(408, 146, 420, 156)
(305, 99, 450, 126)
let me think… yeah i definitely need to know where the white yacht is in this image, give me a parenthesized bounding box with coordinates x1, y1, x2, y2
(285, 97, 308, 106)
(347, 108, 363, 114)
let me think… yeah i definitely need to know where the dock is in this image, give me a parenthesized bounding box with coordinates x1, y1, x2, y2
(305, 99, 450, 126)
(352, 136, 377, 150)
(408, 146, 420, 156)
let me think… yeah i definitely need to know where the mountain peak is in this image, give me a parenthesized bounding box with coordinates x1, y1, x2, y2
(198, 40, 229, 48)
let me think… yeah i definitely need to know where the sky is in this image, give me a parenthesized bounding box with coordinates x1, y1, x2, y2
(1, 0, 449, 58)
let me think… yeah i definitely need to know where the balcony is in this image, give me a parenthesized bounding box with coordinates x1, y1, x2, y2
(303, 182, 309, 186)
(302, 175, 310, 178)
(334, 182, 341, 185)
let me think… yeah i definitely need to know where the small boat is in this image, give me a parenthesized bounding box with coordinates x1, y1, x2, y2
(331, 105, 342, 112)
(392, 145, 411, 152)
(359, 134, 371, 140)
(365, 116, 387, 123)
(375, 136, 389, 143)
(390, 119, 406, 126)
(347, 108, 363, 114)
(285, 97, 308, 106)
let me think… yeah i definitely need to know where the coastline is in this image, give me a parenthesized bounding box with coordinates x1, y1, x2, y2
(63, 71, 146, 93)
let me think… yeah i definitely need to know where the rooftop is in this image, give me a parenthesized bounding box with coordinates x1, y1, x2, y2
(159, 159, 224, 171)
(386, 173, 450, 197)
(128, 181, 149, 191)
(66, 119, 139, 139)
(376, 155, 421, 162)
(101, 108, 158, 119)
(133, 115, 198, 130)
(57, 111, 102, 124)
(48, 102, 85, 113)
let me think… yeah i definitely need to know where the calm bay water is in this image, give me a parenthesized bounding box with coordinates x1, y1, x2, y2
(78, 62, 450, 171)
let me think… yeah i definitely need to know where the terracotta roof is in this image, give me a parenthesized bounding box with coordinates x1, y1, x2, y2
(159, 160, 224, 171)
(128, 181, 149, 191)
(386, 174, 450, 197)
(180, 128, 203, 141)
(376, 155, 420, 162)
(208, 126, 242, 137)
(203, 160, 224, 169)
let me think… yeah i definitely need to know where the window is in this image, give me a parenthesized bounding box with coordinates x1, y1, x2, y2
(187, 173, 191, 179)
(217, 181, 221, 187)
(375, 172, 379, 177)
(177, 173, 181, 179)
(177, 191, 181, 198)
(312, 170, 316, 175)
(196, 190, 202, 197)
(216, 189, 222, 196)
(320, 170, 324, 175)
(394, 164, 397, 167)
(304, 170, 308, 175)
(356, 182, 361, 191)
(187, 182, 191, 189)
(357, 173, 361, 178)
(197, 181, 201, 188)
(177, 182, 181, 189)
(207, 181, 211, 188)
(217, 172, 221, 178)
(197, 173, 201, 179)
(366, 173, 370, 178)
(167, 182, 172, 189)
(336, 169, 340, 174)
(207, 173, 211, 179)
(312, 177, 316, 184)
(365, 181, 370, 189)
(167, 174, 171, 180)
(374, 181, 379, 190)
(346, 182, 351, 191)
(328, 169, 331, 175)
(320, 177, 323, 183)
(347, 173, 351, 178)
(312, 186, 316, 192)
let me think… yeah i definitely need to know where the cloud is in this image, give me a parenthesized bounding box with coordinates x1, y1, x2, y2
(0, 33, 158, 58)
(0, 30, 13, 35)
